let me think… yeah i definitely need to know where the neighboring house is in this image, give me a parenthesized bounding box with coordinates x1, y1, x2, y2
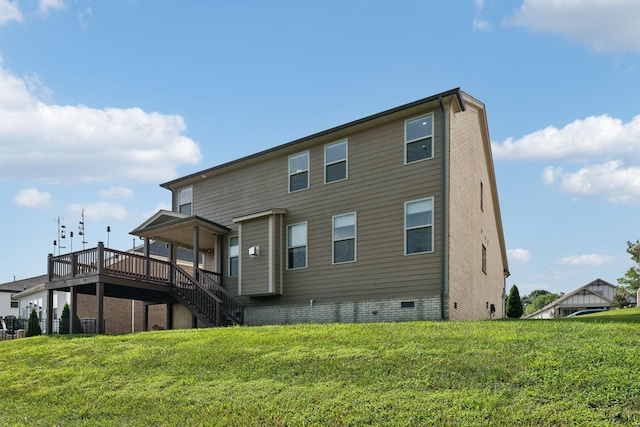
(0, 275, 46, 318)
(525, 279, 631, 319)
(47, 88, 510, 331)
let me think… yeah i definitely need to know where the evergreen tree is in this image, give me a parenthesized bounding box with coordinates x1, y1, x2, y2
(59, 303, 84, 334)
(26, 308, 42, 337)
(506, 285, 524, 318)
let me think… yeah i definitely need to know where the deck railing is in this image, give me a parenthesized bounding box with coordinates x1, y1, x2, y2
(47, 242, 244, 326)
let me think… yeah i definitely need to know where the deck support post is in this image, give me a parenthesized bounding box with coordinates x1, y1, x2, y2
(166, 302, 173, 330)
(96, 281, 105, 334)
(69, 286, 78, 334)
(142, 304, 149, 331)
(191, 315, 197, 329)
(46, 288, 54, 335)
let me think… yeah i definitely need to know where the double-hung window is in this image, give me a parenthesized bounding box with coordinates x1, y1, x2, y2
(325, 139, 347, 183)
(178, 187, 193, 214)
(229, 236, 239, 277)
(405, 198, 433, 254)
(289, 151, 309, 192)
(333, 213, 356, 263)
(287, 223, 307, 269)
(405, 114, 433, 163)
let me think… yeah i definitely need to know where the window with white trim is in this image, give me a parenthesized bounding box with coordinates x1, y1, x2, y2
(289, 151, 309, 192)
(405, 198, 433, 254)
(178, 187, 193, 214)
(405, 114, 433, 163)
(229, 236, 239, 277)
(287, 222, 307, 269)
(325, 139, 347, 183)
(333, 213, 356, 263)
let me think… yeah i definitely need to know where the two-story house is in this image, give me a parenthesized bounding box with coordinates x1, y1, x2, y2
(45, 88, 508, 332)
(127, 87, 509, 326)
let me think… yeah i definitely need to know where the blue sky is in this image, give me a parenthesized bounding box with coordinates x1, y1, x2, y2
(1, 0, 639, 297)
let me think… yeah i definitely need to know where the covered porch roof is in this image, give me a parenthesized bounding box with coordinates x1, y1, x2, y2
(130, 210, 230, 249)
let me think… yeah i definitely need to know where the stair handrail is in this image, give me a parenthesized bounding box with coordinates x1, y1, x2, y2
(171, 263, 224, 325)
(197, 268, 244, 325)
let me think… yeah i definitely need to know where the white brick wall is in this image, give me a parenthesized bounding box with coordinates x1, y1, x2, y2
(244, 295, 442, 326)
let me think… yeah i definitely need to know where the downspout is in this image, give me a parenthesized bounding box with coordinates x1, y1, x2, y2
(439, 96, 449, 321)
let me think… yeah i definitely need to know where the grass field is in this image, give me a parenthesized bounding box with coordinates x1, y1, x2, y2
(1, 308, 639, 426)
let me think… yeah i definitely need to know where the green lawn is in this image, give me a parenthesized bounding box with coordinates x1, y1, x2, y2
(1, 309, 639, 426)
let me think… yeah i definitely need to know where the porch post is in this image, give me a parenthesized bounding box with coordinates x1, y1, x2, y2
(142, 304, 149, 331)
(96, 282, 105, 334)
(46, 288, 54, 335)
(218, 235, 224, 283)
(69, 286, 78, 334)
(193, 225, 200, 278)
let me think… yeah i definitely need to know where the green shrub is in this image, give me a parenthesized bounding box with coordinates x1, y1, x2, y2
(506, 284, 524, 318)
(25, 308, 42, 337)
(59, 303, 84, 334)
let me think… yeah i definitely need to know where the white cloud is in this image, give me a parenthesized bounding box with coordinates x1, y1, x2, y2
(13, 188, 52, 208)
(540, 166, 562, 185)
(545, 160, 640, 204)
(492, 114, 640, 161)
(507, 248, 532, 263)
(0, 0, 23, 26)
(472, 19, 492, 32)
(38, 0, 64, 15)
(140, 202, 171, 219)
(507, 0, 640, 53)
(556, 254, 613, 266)
(69, 202, 128, 221)
(0, 60, 202, 184)
(98, 186, 135, 200)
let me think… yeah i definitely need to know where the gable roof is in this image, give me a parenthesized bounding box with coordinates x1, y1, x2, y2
(0, 275, 48, 293)
(525, 278, 616, 318)
(160, 88, 466, 190)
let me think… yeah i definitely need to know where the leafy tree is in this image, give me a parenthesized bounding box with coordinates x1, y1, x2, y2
(59, 303, 84, 334)
(521, 290, 551, 307)
(525, 292, 562, 315)
(618, 240, 640, 292)
(26, 308, 42, 337)
(613, 288, 631, 309)
(506, 285, 524, 318)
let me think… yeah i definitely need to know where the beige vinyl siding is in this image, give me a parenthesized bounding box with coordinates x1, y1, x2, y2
(184, 105, 445, 308)
(238, 217, 271, 296)
(447, 96, 506, 320)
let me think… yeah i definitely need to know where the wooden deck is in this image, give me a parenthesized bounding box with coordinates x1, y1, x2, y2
(46, 243, 243, 333)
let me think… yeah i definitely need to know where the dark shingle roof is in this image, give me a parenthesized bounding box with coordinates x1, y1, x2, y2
(0, 274, 48, 293)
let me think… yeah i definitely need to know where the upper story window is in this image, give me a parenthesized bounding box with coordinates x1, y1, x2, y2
(405, 114, 433, 163)
(229, 236, 239, 277)
(480, 181, 484, 211)
(178, 187, 193, 215)
(325, 139, 347, 183)
(333, 213, 356, 264)
(405, 198, 434, 255)
(287, 222, 307, 269)
(289, 151, 309, 192)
